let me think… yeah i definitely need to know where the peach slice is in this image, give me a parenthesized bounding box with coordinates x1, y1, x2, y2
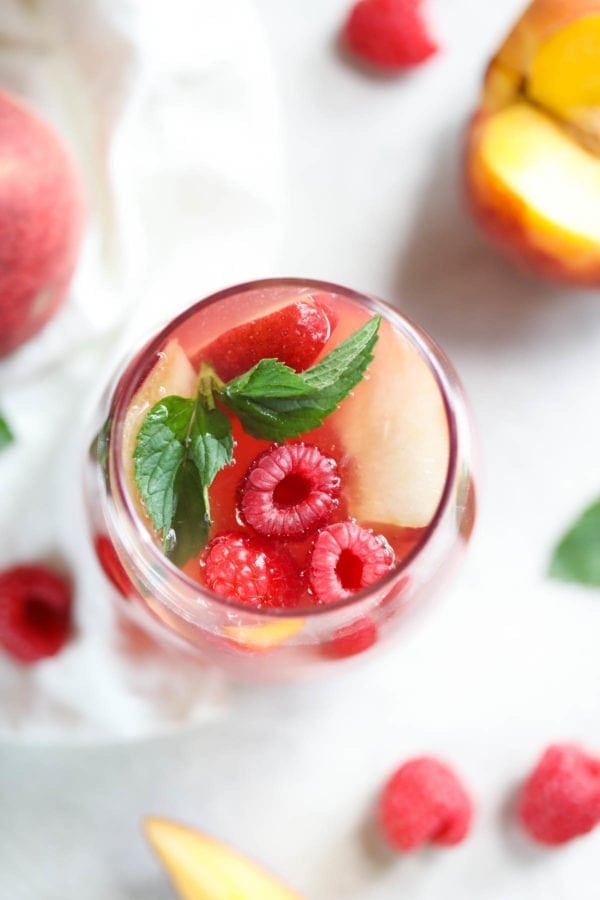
(334, 320, 449, 529)
(221, 618, 304, 651)
(528, 15, 600, 135)
(465, 0, 600, 284)
(144, 818, 302, 900)
(120, 339, 197, 528)
(469, 103, 600, 266)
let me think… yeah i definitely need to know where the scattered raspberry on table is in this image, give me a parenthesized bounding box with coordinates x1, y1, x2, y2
(378, 756, 473, 851)
(519, 744, 600, 845)
(0, 564, 73, 663)
(342, 0, 438, 72)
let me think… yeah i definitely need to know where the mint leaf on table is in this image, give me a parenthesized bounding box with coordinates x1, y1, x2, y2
(221, 316, 381, 441)
(134, 395, 233, 559)
(0, 413, 14, 451)
(549, 499, 600, 587)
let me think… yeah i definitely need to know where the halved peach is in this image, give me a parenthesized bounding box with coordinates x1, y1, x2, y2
(467, 102, 600, 277)
(465, 0, 600, 284)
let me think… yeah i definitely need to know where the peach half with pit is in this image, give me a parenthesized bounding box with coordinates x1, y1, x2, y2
(465, 0, 600, 285)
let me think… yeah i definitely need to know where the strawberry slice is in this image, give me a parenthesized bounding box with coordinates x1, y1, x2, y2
(199, 294, 337, 381)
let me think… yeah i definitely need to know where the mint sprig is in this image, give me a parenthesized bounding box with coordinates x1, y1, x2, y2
(0, 413, 14, 451)
(134, 396, 233, 561)
(549, 498, 600, 587)
(221, 316, 380, 441)
(134, 315, 380, 561)
(221, 362, 330, 442)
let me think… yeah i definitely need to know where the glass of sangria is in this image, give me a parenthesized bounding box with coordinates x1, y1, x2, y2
(85, 278, 475, 679)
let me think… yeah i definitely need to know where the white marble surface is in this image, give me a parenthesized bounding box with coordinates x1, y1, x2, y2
(3, 0, 600, 897)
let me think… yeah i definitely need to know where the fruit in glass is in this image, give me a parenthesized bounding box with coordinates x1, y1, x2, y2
(85, 279, 475, 679)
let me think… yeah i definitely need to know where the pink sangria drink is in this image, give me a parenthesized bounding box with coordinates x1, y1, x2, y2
(86, 279, 475, 678)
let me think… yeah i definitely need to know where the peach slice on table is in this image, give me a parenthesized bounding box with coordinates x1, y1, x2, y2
(120, 338, 197, 529)
(334, 319, 449, 530)
(465, 0, 600, 285)
(144, 817, 302, 900)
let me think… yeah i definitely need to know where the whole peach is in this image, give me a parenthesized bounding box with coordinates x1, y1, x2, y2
(0, 90, 84, 355)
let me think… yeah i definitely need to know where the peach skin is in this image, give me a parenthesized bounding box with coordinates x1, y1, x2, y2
(0, 90, 84, 355)
(464, 0, 600, 285)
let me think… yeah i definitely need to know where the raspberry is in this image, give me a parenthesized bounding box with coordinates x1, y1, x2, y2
(309, 520, 394, 604)
(0, 564, 73, 664)
(239, 443, 340, 540)
(379, 757, 473, 852)
(343, 0, 438, 71)
(94, 534, 135, 600)
(200, 295, 336, 381)
(518, 744, 600, 846)
(323, 616, 378, 658)
(201, 532, 300, 609)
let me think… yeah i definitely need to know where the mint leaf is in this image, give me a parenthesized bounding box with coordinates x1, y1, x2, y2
(302, 315, 380, 416)
(225, 359, 310, 399)
(134, 397, 192, 536)
(134, 395, 233, 560)
(549, 499, 600, 586)
(190, 405, 233, 486)
(220, 359, 322, 440)
(221, 382, 326, 441)
(169, 460, 210, 566)
(0, 413, 14, 451)
(303, 315, 380, 393)
(220, 316, 380, 441)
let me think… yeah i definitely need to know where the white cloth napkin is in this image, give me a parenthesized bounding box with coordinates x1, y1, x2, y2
(0, 0, 283, 741)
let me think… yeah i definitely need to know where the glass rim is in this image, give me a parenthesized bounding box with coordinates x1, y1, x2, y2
(108, 277, 460, 620)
